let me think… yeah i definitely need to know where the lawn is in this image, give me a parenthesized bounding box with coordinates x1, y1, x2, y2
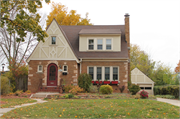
(1, 98, 37, 108)
(2, 99, 179, 118)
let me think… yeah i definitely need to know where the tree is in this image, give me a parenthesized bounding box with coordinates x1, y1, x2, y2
(46, 2, 92, 26)
(175, 60, 180, 73)
(1, 0, 50, 42)
(0, 1, 48, 91)
(130, 44, 155, 78)
(130, 44, 175, 86)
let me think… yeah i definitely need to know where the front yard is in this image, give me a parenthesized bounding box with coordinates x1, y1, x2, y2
(2, 98, 179, 118)
(1, 98, 37, 108)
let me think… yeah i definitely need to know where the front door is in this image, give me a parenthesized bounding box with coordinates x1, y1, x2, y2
(47, 63, 58, 86)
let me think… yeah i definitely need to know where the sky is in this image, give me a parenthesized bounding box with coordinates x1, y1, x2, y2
(1, 0, 179, 72)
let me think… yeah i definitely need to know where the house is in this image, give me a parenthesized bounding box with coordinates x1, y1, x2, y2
(131, 68, 155, 95)
(27, 13, 130, 93)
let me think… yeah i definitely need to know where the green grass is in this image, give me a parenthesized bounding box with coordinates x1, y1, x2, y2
(2, 99, 179, 118)
(1, 98, 37, 108)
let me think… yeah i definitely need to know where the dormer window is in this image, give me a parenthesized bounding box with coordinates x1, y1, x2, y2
(106, 39, 111, 50)
(97, 39, 103, 50)
(88, 39, 94, 50)
(52, 36, 56, 44)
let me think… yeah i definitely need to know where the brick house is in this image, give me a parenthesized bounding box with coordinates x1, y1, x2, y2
(27, 13, 130, 93)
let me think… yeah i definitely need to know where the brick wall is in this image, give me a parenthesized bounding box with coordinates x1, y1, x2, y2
(28, 60, 78, 93)
(81, 60, 128, 93)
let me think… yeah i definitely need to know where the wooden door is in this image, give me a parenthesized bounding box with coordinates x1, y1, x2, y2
(47, 63, 57, 86)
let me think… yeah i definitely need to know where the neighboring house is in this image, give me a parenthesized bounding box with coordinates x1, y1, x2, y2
(131, 68, 155, 95)
(27, 14, 130, 93)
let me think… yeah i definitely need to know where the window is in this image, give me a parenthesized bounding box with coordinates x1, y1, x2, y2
(113, 67, 118, 80)
(105, 67, 110, 80)
(106, 39, 111, 50)
(88, 39, 94, 50)
(89, 67, 94, 80)
(52, 36, 56, 44)
(140, 87, 144, 89)
(63, 65, 68, 72)
(145, 87, 152, 90)
(97, 67, 102, 80)
(97, 39, 103, 50)
(38, 65, 43, 72)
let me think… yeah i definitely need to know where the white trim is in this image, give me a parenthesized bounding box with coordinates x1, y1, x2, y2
(87, 66, 119, 81)
(86, 37, 113, 51)
(132, 82, 154, 84)
(51, 36, 57, 45)
(63, 65, 68, 72)
(37, 65, 43, 72)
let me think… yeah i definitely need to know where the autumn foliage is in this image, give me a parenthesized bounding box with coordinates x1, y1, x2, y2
(175, 60, 180, 73)
(46, 2, 92, 26)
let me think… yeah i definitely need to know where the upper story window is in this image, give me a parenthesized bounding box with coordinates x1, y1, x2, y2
(88, 39, 94, 50)
(52, 36, 56, 44)
(106, 39, 111, 50)
(97, 39, 103, 50)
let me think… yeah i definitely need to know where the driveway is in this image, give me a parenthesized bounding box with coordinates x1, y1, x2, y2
(157, 98, 180, 107)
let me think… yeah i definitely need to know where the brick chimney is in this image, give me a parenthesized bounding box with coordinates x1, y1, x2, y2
(124, 13, 131, 84)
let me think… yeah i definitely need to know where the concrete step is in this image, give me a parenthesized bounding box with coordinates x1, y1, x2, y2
(30, 92, 59, 98)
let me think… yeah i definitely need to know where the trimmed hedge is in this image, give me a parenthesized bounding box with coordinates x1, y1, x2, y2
(154, 85, 179, 98)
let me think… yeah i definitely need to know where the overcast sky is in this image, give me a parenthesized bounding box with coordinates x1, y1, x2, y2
(2, 0, 179, 72)
(40, 0, 180, 71)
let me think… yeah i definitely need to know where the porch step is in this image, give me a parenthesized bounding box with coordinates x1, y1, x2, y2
(30, 92, 59, 98)
(38, 87, 61, 92)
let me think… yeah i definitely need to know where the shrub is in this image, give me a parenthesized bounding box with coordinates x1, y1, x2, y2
(89, 85, 98, 93)
(25, 90, 31, 93)
(78, 73, 92, 92)
(0, 76, 10, 95)
(129, 84, 140, 95)
(69, 86, 84, 95)
(99, 85, 113, 94)
(156, 95, 175, 99)
(64, 85, 73, 93)
(15, 90, 23, 96)
(139, 90, 148, 99)
(119, 85, 125, 93)
(154, 85, 179, 98)
(63, 94, 74, 99)
(134, 93, 141, 99)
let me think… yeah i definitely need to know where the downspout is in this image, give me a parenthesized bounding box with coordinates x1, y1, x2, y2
(79, 58, 82, 74)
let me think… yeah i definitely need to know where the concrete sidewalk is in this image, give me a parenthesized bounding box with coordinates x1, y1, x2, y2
(157, 98, 180, 107)
(0, 99, 47, 117)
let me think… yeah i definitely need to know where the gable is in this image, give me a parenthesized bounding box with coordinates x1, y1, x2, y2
(27, 19, 79, 62)
(131, 68, 154, 83)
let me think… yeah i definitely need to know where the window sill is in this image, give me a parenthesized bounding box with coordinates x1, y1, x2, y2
(36, 72, 43, 74)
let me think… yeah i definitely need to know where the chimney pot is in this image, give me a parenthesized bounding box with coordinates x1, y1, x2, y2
(125, 13, 130, 17)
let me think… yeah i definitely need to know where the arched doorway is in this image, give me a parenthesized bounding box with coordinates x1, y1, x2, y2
(47, 63, 58, 86)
